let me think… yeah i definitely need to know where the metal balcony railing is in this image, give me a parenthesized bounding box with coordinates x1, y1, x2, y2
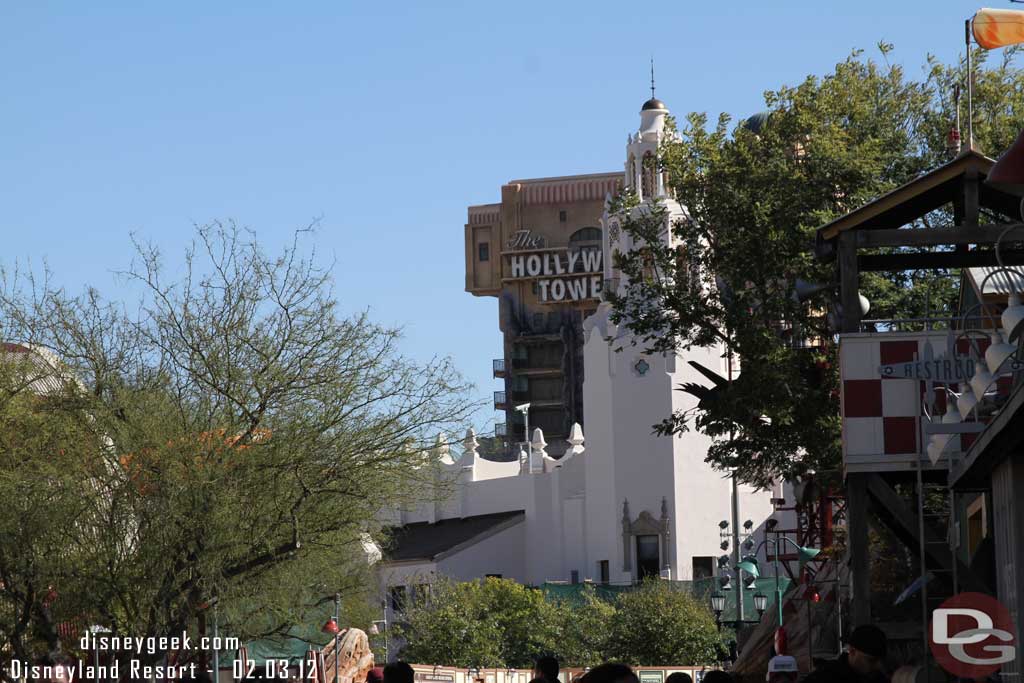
(493, 359, 506, 377)
(493, 391, 507, 410)
(495, 423, 507, 438)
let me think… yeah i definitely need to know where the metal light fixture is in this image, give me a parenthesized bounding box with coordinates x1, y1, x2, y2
(986, 332, 1017, 376)
(321, 617, 340, 635)
(957, 382, 978, 419)
(1003, 293, 1024, 342)
(736, 556, 760, 578)
(796, 545, 822, 565)
(720, 540, 730, 551)
(743, 519, 754, 530)
(970, 363, 995, 402)
(858, 293, 871, 317)
(744, 574, 758, 591)
(720, 574, 732, 590)
(753, 592, 768, 617)
(719, 520, 729, 530)
(710, 591, 726, 614)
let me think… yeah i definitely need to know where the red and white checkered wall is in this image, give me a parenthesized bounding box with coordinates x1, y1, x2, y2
(840, 333, 1011, 462)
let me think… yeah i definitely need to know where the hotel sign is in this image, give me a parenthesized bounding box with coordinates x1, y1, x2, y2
(504, 230, 603, 304)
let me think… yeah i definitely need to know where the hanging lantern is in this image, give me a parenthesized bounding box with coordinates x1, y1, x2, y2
(957, 382, 978, 419)
(1003, 293, 1024, 342)
(858, 293, 871, 317)
(970, 363, 995, 402)
(986, 332, 1017, 376)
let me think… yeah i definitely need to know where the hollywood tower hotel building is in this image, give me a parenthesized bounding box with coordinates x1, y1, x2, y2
(376, 95, 777, 591)
(464, 165, 620, 457)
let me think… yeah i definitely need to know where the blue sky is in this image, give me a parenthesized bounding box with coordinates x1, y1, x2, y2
(0, 2, 978, 431)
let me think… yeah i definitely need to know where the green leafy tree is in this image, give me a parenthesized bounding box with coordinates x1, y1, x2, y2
(398, 579, 720, 668)
(550, 587, 615, 669)
(608, 46, 1024, 487)
(397, 578, 559, 668)
(605, 581, 722, 666)
(0, 223, 475, 674)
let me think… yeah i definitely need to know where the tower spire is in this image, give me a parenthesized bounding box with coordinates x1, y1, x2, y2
(650, 57, 656, 99)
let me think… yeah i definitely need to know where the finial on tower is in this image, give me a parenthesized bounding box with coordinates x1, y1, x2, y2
(650, 57, 656, 99)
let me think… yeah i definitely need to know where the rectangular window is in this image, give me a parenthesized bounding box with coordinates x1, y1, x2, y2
(559, 210, 567, 222)
(478, 242, 490, 261)
(599, 560, 610, 584)
(692, 556, 714, 580)
(389, 586, 407, 613)
(570, 570, 580, 584)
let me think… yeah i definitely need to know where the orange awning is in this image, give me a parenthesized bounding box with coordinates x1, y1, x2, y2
(973, 8, 1024, 49)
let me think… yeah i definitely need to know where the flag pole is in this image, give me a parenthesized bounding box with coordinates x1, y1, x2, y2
(966, 18, 974, 150)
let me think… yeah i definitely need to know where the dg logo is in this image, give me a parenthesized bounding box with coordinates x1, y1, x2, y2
(929, 592, 1016, 678)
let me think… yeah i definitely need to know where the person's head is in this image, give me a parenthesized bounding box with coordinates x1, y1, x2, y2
(845, 624, 887, 674)
(534, 656, 559, 682)
(38, 654, 75, 683)
(700, 672, 732, 683)
(765, 655, 798, 683)
(665, 673, 692, 683)
(383, 662, 415, 683)
(578, 663, 638, 683)
(367, 668, 385, 683)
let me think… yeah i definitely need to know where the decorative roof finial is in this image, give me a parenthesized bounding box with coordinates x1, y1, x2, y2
(650, 57, 656, 99)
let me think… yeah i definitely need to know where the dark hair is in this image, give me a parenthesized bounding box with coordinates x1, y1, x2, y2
(665, 674, 692, 683)
(578, 664, 638, 683)
(535, 656, 559, 681)
(383, 662, 415, 683)
(700, 672, 732, 683)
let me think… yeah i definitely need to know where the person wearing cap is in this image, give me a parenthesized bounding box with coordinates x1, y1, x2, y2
(366, 668, 385, 683)
(803, 624, 888, 683)
(765, 655, 798, 683)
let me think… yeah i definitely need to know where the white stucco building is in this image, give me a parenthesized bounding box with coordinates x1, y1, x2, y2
(378, 94, 783, 610)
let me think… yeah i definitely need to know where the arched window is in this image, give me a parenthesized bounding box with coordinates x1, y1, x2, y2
(629, 155, 637, 190)
(641, 152, 655, 199)
(569, 227, 602, 244)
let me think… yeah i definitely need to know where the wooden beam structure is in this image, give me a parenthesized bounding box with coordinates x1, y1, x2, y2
(865, 474, 990, 594)
(858, 249, 1024, 272)
(856, 224, 1024, 249)
(813, 149, 1018, 638)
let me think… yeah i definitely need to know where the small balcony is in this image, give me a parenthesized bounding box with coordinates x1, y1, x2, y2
(493, 358, 506, 377)
(495, 423, 507, 438)
(493, 391, 507, 411)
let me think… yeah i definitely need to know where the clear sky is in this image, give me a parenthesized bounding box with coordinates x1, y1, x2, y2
(0, 1, 980, 433)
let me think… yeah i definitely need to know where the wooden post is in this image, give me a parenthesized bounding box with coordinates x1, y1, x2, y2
(847, 473, 871, 626)
(963, 169, 980, 229)
(838, 232, 861, 333)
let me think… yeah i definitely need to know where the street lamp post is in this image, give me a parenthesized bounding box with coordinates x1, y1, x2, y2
(321, 597, 342, 683)
(334, 594, 340, 683)
(739, 537, 820, 626)
(212, 602, 220, 683)
(368, 598, 388, 662)
(515, 403, 531, 467)
(710, 591, 725, 632)
(88, 625, 110, 680)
